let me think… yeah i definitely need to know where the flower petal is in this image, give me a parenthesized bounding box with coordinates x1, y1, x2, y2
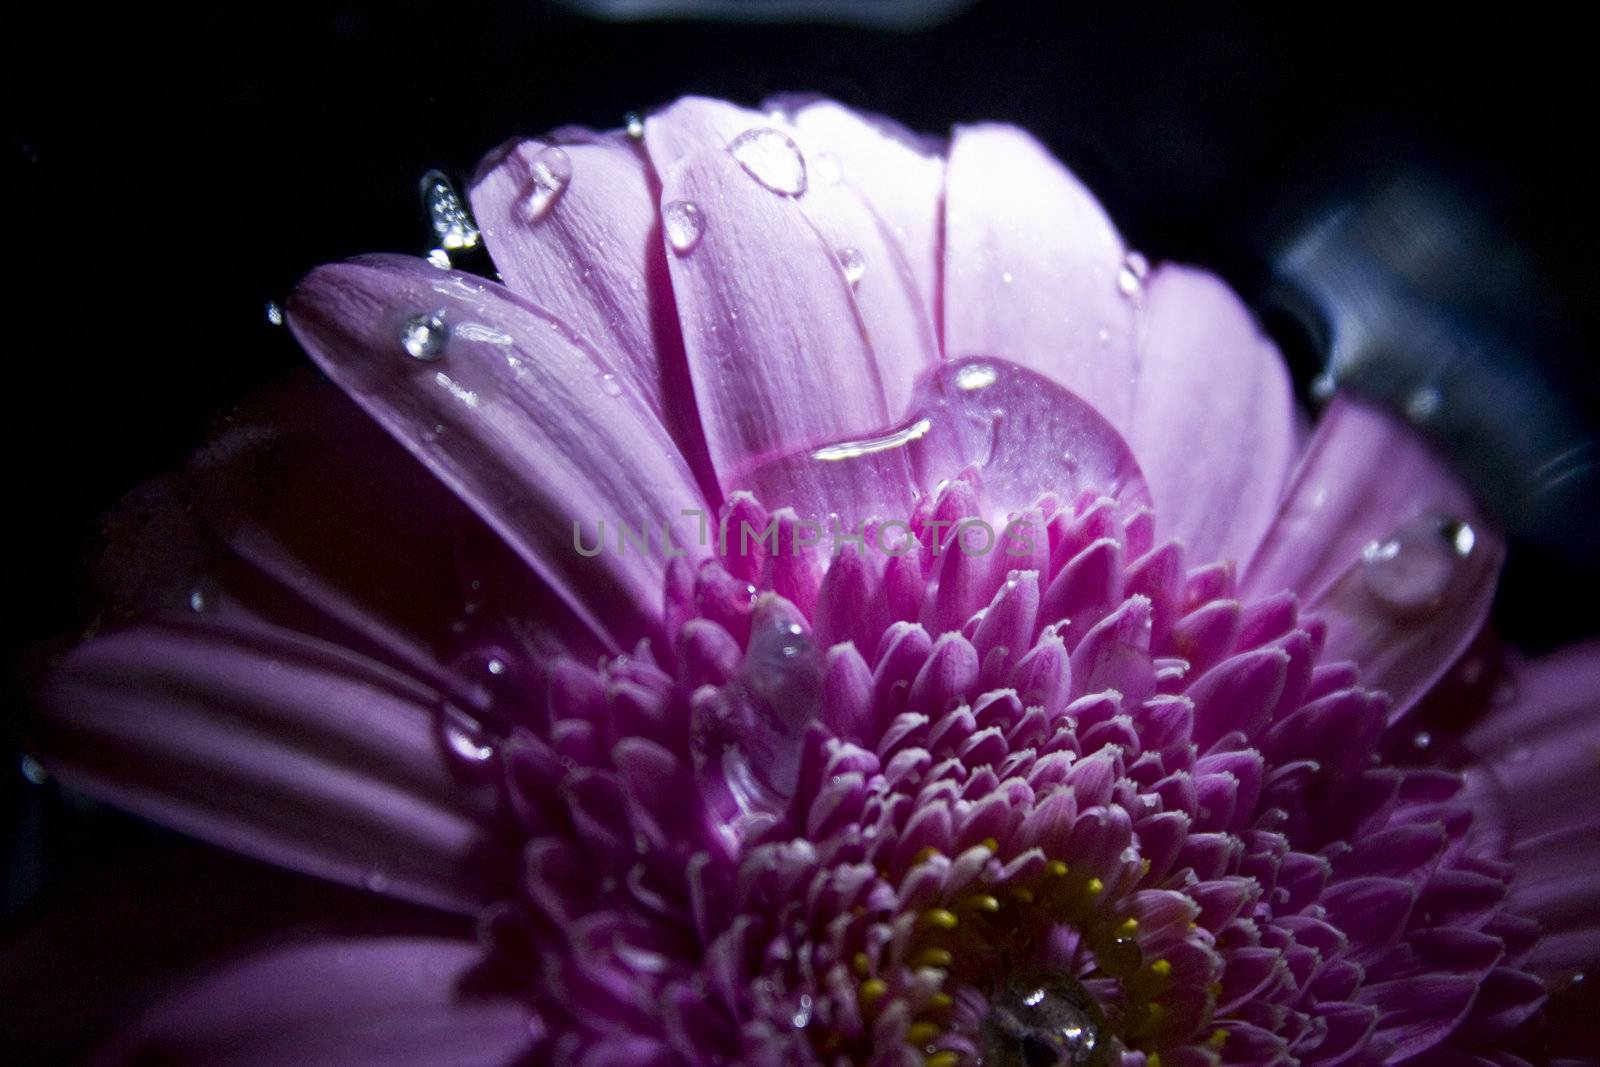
(1242, 395, 1501, 718)
(1129, 264, 1297, 568)
(35, 619, 511, 915)
(943, 123, 1137, 429)
(468, 134, 716, 491)
(100, 936, 530, 1065)
(288, 255, 709, 648)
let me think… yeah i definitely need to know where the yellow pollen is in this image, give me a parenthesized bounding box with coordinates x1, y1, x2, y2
(1084, 877, 1104, 896)
(1147, 1056, 1162, 1067)
(1140, 858, 1151, 875)
(1115, 917, 1139, 937)
(913, 845, 942, 864)
(928, 992, 954, 1011)
(980, 837, 999, 853)
(1046, 860, 1070, 877)
(913, 947, 954, 968)
(1207, 1028, 1229, 1049)
(921, 908, 960, 930)
(925, 1052, 962, 1067)
(964, 894, 1001, 913)
(859, 978, 889, 1008)
(908, 1022, 942, 1045)
(1150, 959, 1172, 978)
(1010, 886, 1036, 904)
(852, 952, 871, 976)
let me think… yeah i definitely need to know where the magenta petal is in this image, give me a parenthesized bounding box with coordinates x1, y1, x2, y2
(942, 124, 1137, 430)
(1129, 264, 1297, 568)
(288, 255, 709, 648)
(100, 936, 531, 1065)
(36, 620, 511, 914)
(1244, 396, 1501, 719)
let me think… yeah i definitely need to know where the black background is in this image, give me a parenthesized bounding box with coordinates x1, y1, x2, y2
(4, 2, 1597, 1059)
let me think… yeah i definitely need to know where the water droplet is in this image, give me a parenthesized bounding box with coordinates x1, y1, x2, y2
(955, 363, 998, 392)
(419, 169, 480, 252)
(1412, 730, 1433, 749)
(837, 247, 865, 286)
(264, 301, 284, 326)
(727, 128, 807, 196)
(814, 151, 843, 184)
(426, 248, 452, 270)
(1116, 251, 1149, 298)
(19, 755, 47, 786)
(402, 310, 449, 361)
(624, 111, 645, 140)
(1001, 270, 1015, 286)
(791, 994, 814, 1029)
(1406, 386, 1442, 422)
(188, 588, 209, 613)
(1361, 514, 1477, 616)
(522, 147, 573, 221)
(663, 199, 704, 254)
(600, 373, 623, 397)
(438, 703, 497, 765)
(981, 973, 1109, 1067)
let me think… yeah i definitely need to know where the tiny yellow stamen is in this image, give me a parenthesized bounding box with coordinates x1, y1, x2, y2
(925, 1052, 961, 1067)
(859, 978, 889, 1008)
(913, 845, 942, 864)
(908, 1021, 942, 1045)
(913, 947, 954, 968)
(980, 837, 999, 853)
(928, 992, 954, 1011)
(1140, 858, 1151, 875)
(1149, 959, 1172, 978)
(1207, 1027, 1229, 1049)
(1010, 886, 1036, 904)
(1046, 860, 1070, 877)
(1115, 917, 1139, 937)
(1147, 1055, 1162, 1067)
(964, 893, 1001, 913)
(1084, 877, 1104, 896)
(852, 952, 871, 976)
(921, 908, 959, 930)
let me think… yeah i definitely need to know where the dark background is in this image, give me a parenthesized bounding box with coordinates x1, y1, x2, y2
(4, 2, 1597, 1059)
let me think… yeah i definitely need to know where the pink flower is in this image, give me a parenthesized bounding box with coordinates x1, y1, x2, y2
(32, 96, 1599, 1065)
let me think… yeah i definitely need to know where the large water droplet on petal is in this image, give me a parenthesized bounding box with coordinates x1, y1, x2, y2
(401, 309, 450, 361)
(981, 974, 1111, 1067)
(624, 111, 645, 140)
(437, 701, 498, 766)
(727, 127, 807, 196)
(738, 596, 822, 796)
(1116, 251, 1148, 298)
(419, 168, 481, 252)
(1361, 513, 1478, 616)
(663, 199, 704, 254)
(837, 246, 866, 286)
(522, 147, 573, 221)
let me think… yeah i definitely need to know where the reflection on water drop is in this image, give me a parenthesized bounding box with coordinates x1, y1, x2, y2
(426, 248, 452, 270)
(402, 310, 450, 361)
(523, 147, 573, 221)
(419, 169, 481, 252)
(1413, 730, 1433, 749)
(1406, 386, 1442, 422)
(438, 702, 497, 765)
(981, 973, 1110, 1067)
(955, 363, 998, 392)
(1311, 373, 1337, 401)
(727, 127, 807, 196)
(264, 301, 284, 326)
(624, 111, 645, 140)
(600, 373, 623, 397)
(19, 755, 47, 786)
(837, 246, 865, 285)
(791, 994, 813, 1029)
(1116, 251, 1148, 298)
(663, 199, 704, 253)
(1360, 514, 1477, 616)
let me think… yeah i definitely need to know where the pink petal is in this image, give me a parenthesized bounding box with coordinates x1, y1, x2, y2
(1130, 264, 1297, 568)
(942, 123, 1137, 429)
(468, 135, 715, 489)
(99, 936, 531, 1065)
(1242, 396, 1501, 719)
(35, 620, 510, 914)
(288, 255, 709, 648)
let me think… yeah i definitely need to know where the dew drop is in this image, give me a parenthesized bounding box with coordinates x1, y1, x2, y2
(600, 373, 623, 397)
(663, 199, 704, 254)
(981, 973, 1110, 1067)
(727, 127, 807, 196)
(1360, 514, 1477, 616)
(1116, 251, 1149, 298)
(837, 246, 866, 286)
(791, 994, 814, 1029)
(624, 111, 645, 140)
(438, 702, 497, 765)
(522, 147, 573, 221)
(264, 301, 284, 326)
(420, 169, 481, 252)
(1001, 270, 1015, 286)
(402, 310, 450, 361)
(426, 248, 452, 270)
(1412, 730, 1433, 750)
(19, 755, 47, 786)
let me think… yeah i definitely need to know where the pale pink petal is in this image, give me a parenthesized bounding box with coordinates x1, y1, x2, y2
(288, 255, 710, 648)
(943, 123, 1137, 429)
(1130, 263, 1297, 568)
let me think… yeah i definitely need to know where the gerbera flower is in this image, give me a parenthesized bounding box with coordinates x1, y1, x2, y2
(30, 95, 1599, 1065)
